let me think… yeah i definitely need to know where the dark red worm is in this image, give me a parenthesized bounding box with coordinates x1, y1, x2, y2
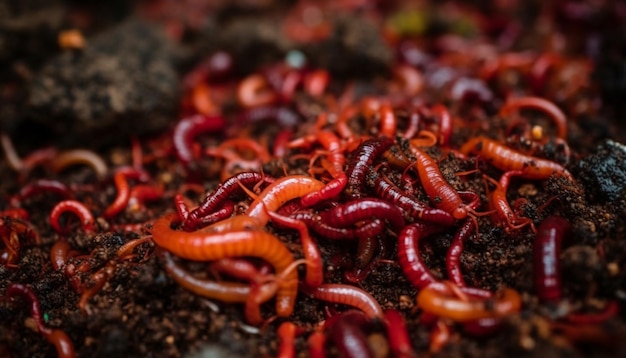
(397, 223, 447, 289)
(290, 211, 384, 241)
(9, 179, 73, 207)
(566, 300, 620, 324)
(5, 283, 76, 358)
(300, 283, 384, 318)
(103, 169, 148, 219)
(345, 137, 394, 199)
(446, 219, 475, 287)
(533, 215, 570, 302)
(384, 309, 417, 358)
(236, 105, 302, 128)
(369, 169, 455, 226)
(325, 310, 374, 358)
(49, 200, 95, 234)
(182, 172, 272, 231)
(431, 104, 452, 147)
(172, 114, 226, 172)
(318, 198, 405, 231)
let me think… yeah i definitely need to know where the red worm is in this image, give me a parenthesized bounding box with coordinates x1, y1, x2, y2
(300, 131, 348, 207)
(236, 105, 302, 128)
(182, 172, 271, 231)
(172, 114, 226, 172)
(485, 170, 535, 233)
(384, 309, 417, 358)
(50, 239, 78, 270)
(290, 211, 383, 241)
(49, 200, 95, 234)
(265, 209, 324, 287)
(459, 136, 573, 181)
(397, 223, 447, 289)
(431, 104, 452, 147)
(410, 146, 471, 220)
(277, 321, 299, 358)
(445, 219, 475, 287)
(307, 331, 326, 358)
(345, 137, 394, 199)
(300, 283, 384, 318)
(326, 310, 374, 358)
(318, 198, 405, 231)
(417, 284, 522, 321)
(49, 149, 108, 178)
(369, 169, 456, 226)
(500, 96, 568, 139)
(245, 175, 325, 224)
(5, 283, 76, 358)
(151, 213, 297, 317)
(237, 74, 278, 108)
(103, 169, 146, 219)
(9, 179, 73, 207)
(160, 250, 275, 303)
(379, 102, 397, 138)
(566, 300, 620, 324)
(533, 215, 570, 302)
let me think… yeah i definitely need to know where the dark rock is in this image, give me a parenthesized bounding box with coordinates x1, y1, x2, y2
(27, 18, 181, 146)
(215, 16, 291, 76)
(310, 14, 392, 79)
(577, 139, 626, 203)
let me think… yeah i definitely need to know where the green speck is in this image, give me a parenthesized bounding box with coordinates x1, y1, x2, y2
(43, 313, 49, 322)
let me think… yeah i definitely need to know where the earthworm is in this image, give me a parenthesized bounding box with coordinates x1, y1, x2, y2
(50, 149, 108, 178)
(300, 283, 384, 319)
(369, 169, 456, 226)
(417, 285, 521, 321)
(183, 172, 271, 231)
(379, 102, 398, 138)
(245, 175, 325, 224)
(345, 137, 394, 199)
(49, 200, 95, 234)
(5, 283, 76, 358)
(151, 213, 297, 316)
(397, 223, 447, 289)
(431, 104, 452, 146)
(290, 211, 383, 241)
(236, 74, 278, 108)
(172, 114, 226, 172)
(484, 170, 536, 233)
(299, 130, 348, 207)
(459, 136, 573, 180)
(265, 209, 324, 287)
(77, 261, 116, 311)
(499, 96, 567, 139)
(9, 179, 73, 207)
(103, 169, 148, 219)
(326, 310, 374, 358)
(318, 198, 405, 231)
(236, 105, 302, 128)
(384, 309, 417, 358)
(307, 330, 326, 358)
(566, 300, 620, 324)
(410, 146, 474, 220)
(161, 250, 264, 302)
(50, 239, 78, 270)
(277, 321, 299, 358)
(533, 215, 570, 302)
(445, 219, 475, 287)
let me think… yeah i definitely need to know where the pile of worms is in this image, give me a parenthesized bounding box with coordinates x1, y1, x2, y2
(1, 2, 625, 357)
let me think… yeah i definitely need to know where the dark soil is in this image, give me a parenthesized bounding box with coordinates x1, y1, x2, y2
(1, 1, 625, 357)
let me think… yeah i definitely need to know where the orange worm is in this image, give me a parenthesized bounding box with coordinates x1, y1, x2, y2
(460, 136, 573, 181)
(151, 213, 297, 317)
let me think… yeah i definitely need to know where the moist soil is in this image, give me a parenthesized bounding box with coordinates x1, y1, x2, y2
(1, 1, 626, 357)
